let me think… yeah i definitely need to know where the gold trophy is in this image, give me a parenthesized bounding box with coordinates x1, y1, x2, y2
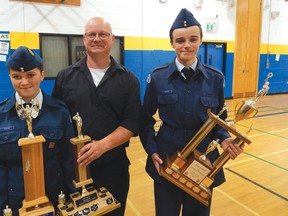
(3, 205, 12, 216)
(15, 99, 55, 215)
(57, 112, 121, 215)
(160, 73, 273, 206)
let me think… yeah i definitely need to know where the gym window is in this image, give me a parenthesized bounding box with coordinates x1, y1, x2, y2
(40, 33, 123, 78)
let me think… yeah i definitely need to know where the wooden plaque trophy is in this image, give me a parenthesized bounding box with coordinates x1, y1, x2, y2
(160, 73, 273, 206)
(15, 99, 55, 215)
(57, 112, 121, 215)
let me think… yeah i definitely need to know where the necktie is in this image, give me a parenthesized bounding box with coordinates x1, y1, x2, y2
(182, 67, 194, 81)
(23, 103, 32, 108)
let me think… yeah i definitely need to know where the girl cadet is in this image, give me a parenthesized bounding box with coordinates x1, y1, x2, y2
(0, 46, 75, 215)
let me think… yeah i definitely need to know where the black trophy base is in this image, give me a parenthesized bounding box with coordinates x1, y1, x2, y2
(57, 187, 121, 215)
(160, 154, 211, 206)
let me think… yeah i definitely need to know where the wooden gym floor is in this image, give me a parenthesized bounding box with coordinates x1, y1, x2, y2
(125, 94, 288, 216)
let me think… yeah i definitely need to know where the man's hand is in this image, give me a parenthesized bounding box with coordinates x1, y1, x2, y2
(221, 137, 244, 160)
(151, 153, 163, 174)
(77, 140, 105, 166)
(77, 126, 134, 167)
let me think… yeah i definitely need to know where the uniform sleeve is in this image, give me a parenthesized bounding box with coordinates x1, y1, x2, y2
(212, 73, 231, 143)
(51, 68, 80, 197)
(139, 74, 159, 156)
(0, 162, 8, 211)
(58, 109, 77, 194)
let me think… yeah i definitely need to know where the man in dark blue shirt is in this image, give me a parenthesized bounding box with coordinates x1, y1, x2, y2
(140, 8, 243, 216)
(52, 17, 141, 216)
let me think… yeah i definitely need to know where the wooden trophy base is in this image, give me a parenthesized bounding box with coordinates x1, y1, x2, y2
(58, 186, 121, 215)
(160, 150, 213, 206)
(19, 196, 54, 216)
(65, 133, 121, 215)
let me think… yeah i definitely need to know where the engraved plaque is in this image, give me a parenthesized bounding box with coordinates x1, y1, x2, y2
(183, 160, 211, 184)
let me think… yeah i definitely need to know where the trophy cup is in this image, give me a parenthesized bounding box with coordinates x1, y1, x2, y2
(159, 73, 273, 206)
(3, 205, 12, 216)
(15, 99, 55, 215)
(57, 112, 121, 215)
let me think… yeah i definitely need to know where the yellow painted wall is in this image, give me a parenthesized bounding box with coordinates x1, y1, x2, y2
(10, 32, 40, 49)
(124, 36, 288, 55)
(9, 32, 288, 55)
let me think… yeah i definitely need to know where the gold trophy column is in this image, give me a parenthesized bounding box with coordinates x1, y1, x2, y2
(70, 135, 93, 188)
(15, 100, 54, 215)
(18, 136, 54, 215)
(57, 112, 121, 215)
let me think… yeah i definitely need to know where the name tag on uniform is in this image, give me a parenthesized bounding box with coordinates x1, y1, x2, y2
(0, 126, 14, 131)
(48, 142, 55, 149)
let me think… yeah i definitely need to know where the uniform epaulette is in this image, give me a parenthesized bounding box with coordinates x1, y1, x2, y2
(152, 63, 169, 74)
(0, 98, 9, 105)
(203, 64, 223, 76)
(0, 98, 9, 112)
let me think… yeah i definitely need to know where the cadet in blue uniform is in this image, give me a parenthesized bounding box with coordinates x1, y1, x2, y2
(0, 46, 75, 215)
(140, 8, 244, 216)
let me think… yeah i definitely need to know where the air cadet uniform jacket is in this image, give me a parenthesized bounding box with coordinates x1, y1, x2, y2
(0, 91, 75, 214)
(140, 59, 231, 188)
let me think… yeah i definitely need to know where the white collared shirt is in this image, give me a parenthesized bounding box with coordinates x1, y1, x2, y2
(15, 90, 43, 110)
(175, 58, 198, 79)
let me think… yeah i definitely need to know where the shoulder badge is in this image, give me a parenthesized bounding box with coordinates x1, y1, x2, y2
(0, 98, 9, 105)
(203, 64, 222, 74)
(153, 63, 169, 73)
(203, 64, 224, 76)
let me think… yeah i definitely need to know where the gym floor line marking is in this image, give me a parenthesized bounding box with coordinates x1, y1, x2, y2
(224, 129, 288, 171)
(224, 148, 288, 169)
(227, 107, 288, 121)
(243, 151, 288, 171)
(214, 188, 260, 216)
(264, 106, 288, 112)
(238, 125, 288, 140)
(248, 128, 288, 138)
(225, 167, 288, 202)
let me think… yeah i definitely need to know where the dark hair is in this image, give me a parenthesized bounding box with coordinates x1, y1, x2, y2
(169, 25, 203, 42)
(38, 65, 44, 72)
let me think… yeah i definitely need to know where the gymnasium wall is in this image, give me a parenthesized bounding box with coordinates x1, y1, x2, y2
(0, 0, 287, 101)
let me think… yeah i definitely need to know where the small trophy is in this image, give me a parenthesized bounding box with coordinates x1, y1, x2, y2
(160, 73, 273, 206)
(3, 205, 12, 216)
(15, 99, 55, 215)
(57, 112, 121, 215)
(15, 99, 40, 139)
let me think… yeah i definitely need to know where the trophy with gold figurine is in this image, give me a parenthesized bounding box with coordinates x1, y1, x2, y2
(160, 73, 273, 206)
(57, 112, 121, 215)
(3, 205, 12, 216)
(15, 99, 55, 215)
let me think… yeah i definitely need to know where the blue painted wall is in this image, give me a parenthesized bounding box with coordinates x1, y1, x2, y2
(258, 54, 288, 94)
(124, 49, 234, 100)
(1, 46, 287, 102)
